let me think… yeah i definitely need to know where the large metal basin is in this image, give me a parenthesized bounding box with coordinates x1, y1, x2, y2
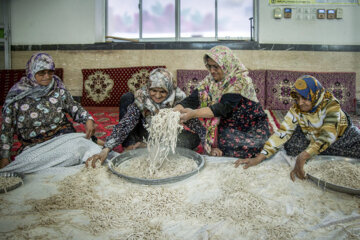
(108, 147, 205, 185)
(306, 155, 360, 195)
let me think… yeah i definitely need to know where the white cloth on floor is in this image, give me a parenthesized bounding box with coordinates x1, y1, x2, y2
(0, 133, 101, 174)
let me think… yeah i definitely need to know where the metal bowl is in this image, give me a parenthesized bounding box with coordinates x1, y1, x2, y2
(108, 147, 205, 185)
(0, 172, 24, 194)
(306, 155, 360, 195)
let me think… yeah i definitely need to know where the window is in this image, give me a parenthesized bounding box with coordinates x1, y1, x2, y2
(180, 0, 215, 38)
(106, 0, 253, 41)
(142, 0, 175, 38)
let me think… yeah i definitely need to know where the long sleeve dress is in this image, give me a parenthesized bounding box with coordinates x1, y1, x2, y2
(261, 98, 360, 159)
(1, 88, 93, 159)
(179, 89, 270, 158)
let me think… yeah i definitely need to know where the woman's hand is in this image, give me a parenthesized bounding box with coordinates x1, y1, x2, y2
(85, 147, 110, 168)
(124, 142, 147, 151)
(173, 104, 184, 112)
(179, 108, 195, 123)
(234, 154, 266, 169)
(290, 151, 311, 181)
(0, 158, 9, 169)
(210, 147, 223, 157)
(85, 119, 96, 139)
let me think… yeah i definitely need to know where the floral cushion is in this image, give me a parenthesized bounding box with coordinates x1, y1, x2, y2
(81, 66, 165, 107)
(265, 70, 356, 112)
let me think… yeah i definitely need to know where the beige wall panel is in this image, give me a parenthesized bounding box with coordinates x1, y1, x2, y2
(12, 50, 360, 99)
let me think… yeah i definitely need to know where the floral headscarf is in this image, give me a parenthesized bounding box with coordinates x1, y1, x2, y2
(134, 68, 186, 124)
(3, 53, 65, 113)
(290, 75, 333, 113)
(197, 45, 258, 153)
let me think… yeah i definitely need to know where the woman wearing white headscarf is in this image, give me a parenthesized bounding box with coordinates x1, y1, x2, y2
(86, 68, 205, 168)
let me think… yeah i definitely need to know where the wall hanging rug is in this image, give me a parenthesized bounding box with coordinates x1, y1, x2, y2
(81, 66, 166, 107)
(266, 70, 356, 113)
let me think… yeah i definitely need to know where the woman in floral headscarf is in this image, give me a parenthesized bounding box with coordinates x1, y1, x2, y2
(86, 68, 205, 168)
(0, 52, 98, 172)
(235, 75, 360, 181)
(175, 45, 270, 158)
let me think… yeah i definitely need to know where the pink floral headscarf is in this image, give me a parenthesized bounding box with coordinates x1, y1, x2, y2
(197, 45, 258, 153)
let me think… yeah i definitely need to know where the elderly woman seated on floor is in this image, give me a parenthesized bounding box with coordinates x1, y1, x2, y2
(0, 52, 100, 173)
(174, 45, 270, 158)
(86, 68, 205, 168)
(235, 75, 360, 181)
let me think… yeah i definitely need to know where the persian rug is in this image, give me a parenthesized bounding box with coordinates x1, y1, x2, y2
(0, 68, 64, 105)
(176, 69, 267, 108)
(266, 70, 356, 113)
(81, 66, 166, 107)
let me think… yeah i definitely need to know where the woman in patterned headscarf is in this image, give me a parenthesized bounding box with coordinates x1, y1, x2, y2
(175, 45, 270, 158)
(0, 52, 97, 172)
(86, 68, 205, 168)
(235, 75, 360, 181)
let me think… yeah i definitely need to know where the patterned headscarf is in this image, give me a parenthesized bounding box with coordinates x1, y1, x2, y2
(134, 68, 186, 124)
(197, 45, 258, 153)
(290, 75, 332, 113)
(3, 53, 65, 113)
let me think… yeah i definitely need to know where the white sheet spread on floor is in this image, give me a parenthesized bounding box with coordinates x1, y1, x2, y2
(0, 133, 101, 174)
(0, 151, 359, 240)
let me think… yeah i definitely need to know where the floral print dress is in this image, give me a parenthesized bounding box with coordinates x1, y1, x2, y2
(217, 95, 270, 158)
(180, 45, 270, 157)
(1, 88, 93, 159)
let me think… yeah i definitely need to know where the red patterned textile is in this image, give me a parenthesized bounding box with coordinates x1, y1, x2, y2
(176, 69, 267, 108)
(81, 66, 166, 107)
(177, 70, 209, 96)
(70, 107, 123, 153)
(0, 68, 64, 105)
(266, 70, 356, 112)
(248, 70, 266, 108)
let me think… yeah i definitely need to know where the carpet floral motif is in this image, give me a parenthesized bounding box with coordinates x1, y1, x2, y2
(84, 71, 114, 103)
(127, 69, 150, 93)
(266, 70, 356, 112)
(271, 78, 294, 108)
(81, 66, 165, 107)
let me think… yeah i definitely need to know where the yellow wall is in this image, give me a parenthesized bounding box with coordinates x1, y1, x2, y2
(12, 50, 360, 98)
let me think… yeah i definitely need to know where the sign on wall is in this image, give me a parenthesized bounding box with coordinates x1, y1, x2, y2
(269, 0, 359, 4)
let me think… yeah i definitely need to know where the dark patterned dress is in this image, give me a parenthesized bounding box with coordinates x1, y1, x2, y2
(1, 88, 93, 159)
(180, 89, 270, 158)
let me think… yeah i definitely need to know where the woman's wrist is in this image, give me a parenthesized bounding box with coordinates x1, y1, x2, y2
(257, 154, 266, 162)
(173, 104, 184, 112)
(102, 146, 110, 152)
